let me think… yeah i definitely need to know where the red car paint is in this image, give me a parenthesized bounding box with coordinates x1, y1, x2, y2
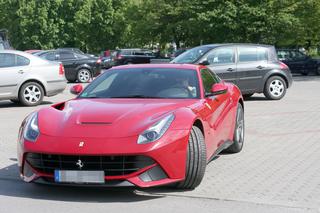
(17, 64, 243, 187)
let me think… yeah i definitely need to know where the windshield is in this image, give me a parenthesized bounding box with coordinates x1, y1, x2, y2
(171, 46, 213, 64)
(79, 68, 200, 99)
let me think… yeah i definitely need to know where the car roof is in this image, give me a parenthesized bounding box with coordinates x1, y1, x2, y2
(198, 43, 274, 49)
(111, 63, 201, 70)
(0, 50, 35, 57)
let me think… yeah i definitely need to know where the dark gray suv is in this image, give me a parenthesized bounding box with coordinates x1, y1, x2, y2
(172, 44, 293, 100)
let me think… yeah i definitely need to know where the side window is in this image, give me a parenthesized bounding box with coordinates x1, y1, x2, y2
(238, 47, 258, 62)
(0, 43, 4, 50)
(16, 55, 30, 66)
(43, 52, 56, 61)
(201, 68, 220, 94)
(0, 53, 16, 68)
(239, 47, 268, 62)
(277, 50, 290, 60)
(58, 51, 76, 60)
(206, 47, 235, 65)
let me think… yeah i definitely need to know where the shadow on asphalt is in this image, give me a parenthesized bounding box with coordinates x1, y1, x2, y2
(292, 74, 320, 82)
(0, 163, 164, 203)
(0, 101, 53, 108)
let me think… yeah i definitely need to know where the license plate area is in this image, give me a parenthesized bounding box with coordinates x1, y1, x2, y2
(54, 170, 105, 184)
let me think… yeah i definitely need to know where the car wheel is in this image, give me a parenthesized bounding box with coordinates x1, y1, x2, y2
(77, 69, 91, 83)
(19, 82, 44, 106)
(224, 104, 244, 153)
(243, 93, 254, 99)
(176, 126, 207, 189)
(316, 67, 320, 75)
(263, 76, 287, 100)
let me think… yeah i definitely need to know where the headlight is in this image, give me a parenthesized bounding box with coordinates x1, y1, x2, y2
(137, 113, 175, 144)
(23, 112, 40, 142)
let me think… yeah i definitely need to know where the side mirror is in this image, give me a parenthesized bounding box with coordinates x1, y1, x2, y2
(70, 84, 83, 95)
(199, 60, 210, 66)
(208, 83, 228, 96)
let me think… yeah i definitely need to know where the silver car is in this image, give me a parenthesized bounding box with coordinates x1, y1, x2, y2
(0, 50, 67, 106)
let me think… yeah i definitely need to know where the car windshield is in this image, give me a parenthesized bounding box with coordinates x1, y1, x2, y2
(79, 68, 200, 99)
(171, 46, 213, 64)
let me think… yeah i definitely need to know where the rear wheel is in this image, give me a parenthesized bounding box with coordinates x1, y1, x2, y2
(176, 126, 207, 189)
(263, 76, 287, 100)
(77, 69, 91, 83)
(18, 82, 44, 106)
(224, 104, 245, 153)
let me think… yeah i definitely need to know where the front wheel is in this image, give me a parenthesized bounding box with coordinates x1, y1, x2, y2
(263, 76, 287, 100)
(18, 82, 44, 106)
(176, 126, 207, 190)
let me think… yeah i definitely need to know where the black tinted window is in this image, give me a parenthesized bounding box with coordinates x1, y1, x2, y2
(238, 47, 268, 62)
(172, 46, 212, 63)
(201, 68, 220, 94)
(0, 53, 16, 67)
(17, 55, 30, 66)
(42, 52, 56, 61)
(59, 51, 75, 60)
(206, 47, 235, 64)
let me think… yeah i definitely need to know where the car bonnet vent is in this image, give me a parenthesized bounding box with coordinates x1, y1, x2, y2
(52, 102, 65, 111)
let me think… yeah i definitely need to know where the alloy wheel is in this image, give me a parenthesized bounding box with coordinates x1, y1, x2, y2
(269, 79, 284, 97)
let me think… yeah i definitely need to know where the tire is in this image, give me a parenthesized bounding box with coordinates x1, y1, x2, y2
(243, 93, 254, 99)
(176, 126, 207, 189)
(263, 76, 287, 100)
(316, 67, 320, 75)
(18, 82, 44, 106)
(224, 104, 245, 153)
(77, 69, 91, 83)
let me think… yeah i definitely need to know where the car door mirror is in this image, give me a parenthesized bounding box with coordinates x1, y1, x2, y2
(199, 60, 210, 66)
(208, 83, 228, 96)
(70, 84, 83, 95)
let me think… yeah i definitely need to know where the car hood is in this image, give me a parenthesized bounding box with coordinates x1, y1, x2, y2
(38, 98, 198, 138)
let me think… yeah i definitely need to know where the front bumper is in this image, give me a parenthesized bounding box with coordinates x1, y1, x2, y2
(17, 129, 189, 187)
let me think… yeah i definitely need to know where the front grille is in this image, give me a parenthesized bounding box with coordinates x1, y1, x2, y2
(26, 153, 155, 176)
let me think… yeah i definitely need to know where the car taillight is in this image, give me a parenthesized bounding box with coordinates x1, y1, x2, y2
(280, 62, 289, 70)
(59, 64, 64, 75)
(96, 58, 102, 64)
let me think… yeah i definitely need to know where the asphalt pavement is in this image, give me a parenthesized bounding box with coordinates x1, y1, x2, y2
(0, 75, 319, 213)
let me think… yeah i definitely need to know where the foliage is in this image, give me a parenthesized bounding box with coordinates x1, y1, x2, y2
(0, 0, 320, 52)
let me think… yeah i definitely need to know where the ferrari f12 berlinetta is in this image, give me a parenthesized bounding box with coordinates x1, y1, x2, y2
(18, 64, 244, 189)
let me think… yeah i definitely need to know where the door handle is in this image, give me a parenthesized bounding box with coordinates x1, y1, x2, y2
(18, 70, 24, 74)
(227, 68, 234, 72)
(256, 65, 265, 69)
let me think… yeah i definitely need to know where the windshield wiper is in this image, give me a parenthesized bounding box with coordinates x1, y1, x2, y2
(109, 95, 163, 99)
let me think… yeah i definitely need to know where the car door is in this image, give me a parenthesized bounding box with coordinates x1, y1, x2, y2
(236, 46, 270, 93)
(0, 53, 30, 98)
(57, 51, 78, 80)
(204, 46, 237, 85)
(200, 68, 231, 158)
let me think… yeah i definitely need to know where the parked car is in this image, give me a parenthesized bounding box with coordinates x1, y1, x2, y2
(172, 44, 293, 100)
(24, 50, 42, 54)
(0, 50, 66, 106)
(35, 50, 101, 83)
(276, 49, 320, 75)
(18, 63, 244, 189)
(0, 29, 11, 50)
(57, 47, 96, 58)
(111, 48, 156, 66)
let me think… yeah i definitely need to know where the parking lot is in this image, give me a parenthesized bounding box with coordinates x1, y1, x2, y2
(0, 75, 319, 213)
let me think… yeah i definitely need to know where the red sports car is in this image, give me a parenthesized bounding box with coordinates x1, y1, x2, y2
(17, 64, 244, 189)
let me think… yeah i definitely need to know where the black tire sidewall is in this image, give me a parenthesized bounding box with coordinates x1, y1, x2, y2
(264, 76, 287, 100)
(18, 82, 44, 106)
